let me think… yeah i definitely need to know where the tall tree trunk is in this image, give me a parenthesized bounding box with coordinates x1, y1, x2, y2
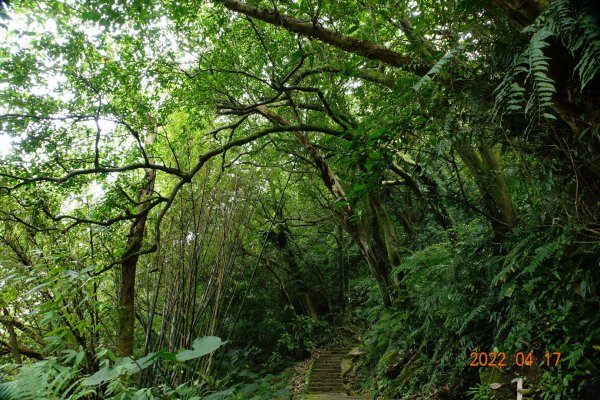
(280, 244, 320, 320)
(368, 193, 403, 289)
(116, 131, 157, 357)
(457, 143, 517, 241)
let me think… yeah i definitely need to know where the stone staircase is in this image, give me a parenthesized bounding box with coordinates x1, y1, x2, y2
(306, 347, 368, 400)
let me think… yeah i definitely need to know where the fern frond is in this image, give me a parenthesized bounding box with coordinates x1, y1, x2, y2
(494, 21, 557, 122)
(549, 0, 600, 90)
(494, 0, 599, 123)
(413, 43, 467, 91)
(520, 236, 564, 276)
(492, 233, 537, 285)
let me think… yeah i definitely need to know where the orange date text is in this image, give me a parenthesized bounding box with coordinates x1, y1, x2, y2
(468, 351, 561, 367)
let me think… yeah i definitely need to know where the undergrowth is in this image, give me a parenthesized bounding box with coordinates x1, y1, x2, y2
(356, 222, 600, 399)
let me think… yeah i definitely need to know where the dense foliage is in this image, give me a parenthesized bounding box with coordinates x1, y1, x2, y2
(0, 0, 598, 399)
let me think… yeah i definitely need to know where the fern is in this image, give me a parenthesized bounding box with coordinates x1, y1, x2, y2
(494, 0, 599, 123)
(0, 358, 88, 400)
(493, 232, 536, 285)
(519, 238, 563, 276)
(413, 43, 468, 91)
(549, 0, 600, 90)
(524, 27, 556, 120)
(494, 21, 556, 123)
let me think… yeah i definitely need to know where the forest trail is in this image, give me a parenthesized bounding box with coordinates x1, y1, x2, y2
(305, 346, 368, 400)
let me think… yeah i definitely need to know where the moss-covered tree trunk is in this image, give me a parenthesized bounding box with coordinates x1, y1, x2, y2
(457, 143, 517, 241)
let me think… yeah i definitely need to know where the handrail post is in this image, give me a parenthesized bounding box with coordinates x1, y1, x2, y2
(516, 378, 530, 400)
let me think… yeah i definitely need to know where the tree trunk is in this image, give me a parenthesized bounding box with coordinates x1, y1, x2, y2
(368, 193, 403, 290)
(116, 131, 157, 357)
(4, 321, 22, 364)
(457, 143, 517, 241)
(281, 245, 320, 320)
(269, 207, 321, 320)
(389, 161, 454, 231)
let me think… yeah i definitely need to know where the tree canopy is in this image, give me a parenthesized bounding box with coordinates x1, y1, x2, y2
(0, 0, 599, 399)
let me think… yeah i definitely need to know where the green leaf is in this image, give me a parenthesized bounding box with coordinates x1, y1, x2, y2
(290, 49, 304, 63)
(203, 387, 235, 400)
(273, 387, 291, 396)
(351, 183, 367, 193)
(347, 25, 360, 34)
(156, 350, 177, 362)
(175, 336, 223, 362)
(82, 365, 123, 386)
(124, 352, 158, 373)
(74, 350, 85, 367)
(240, 383, 259, 394)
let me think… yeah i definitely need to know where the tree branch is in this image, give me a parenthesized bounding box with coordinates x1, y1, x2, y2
(216, 0, 431, 75)
(292, 66, 396, 88)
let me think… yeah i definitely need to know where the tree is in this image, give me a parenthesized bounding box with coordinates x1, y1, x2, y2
(0, 1, 598, 398)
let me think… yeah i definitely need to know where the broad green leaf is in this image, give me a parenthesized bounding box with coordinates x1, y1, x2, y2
(175, 336, 223, 362)
(82, 365, 123, 386)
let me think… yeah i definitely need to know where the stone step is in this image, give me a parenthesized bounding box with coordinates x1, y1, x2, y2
(312, 369, 341, 374)
(311, 378, 342, 384)
(311, 376, 341, 381)
(309, 381, 344, 386)
(311, 372, 341, 377)
(309, 384, 343, 389)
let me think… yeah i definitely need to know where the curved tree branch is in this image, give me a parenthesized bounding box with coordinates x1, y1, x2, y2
(216, 0, 431, 75)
